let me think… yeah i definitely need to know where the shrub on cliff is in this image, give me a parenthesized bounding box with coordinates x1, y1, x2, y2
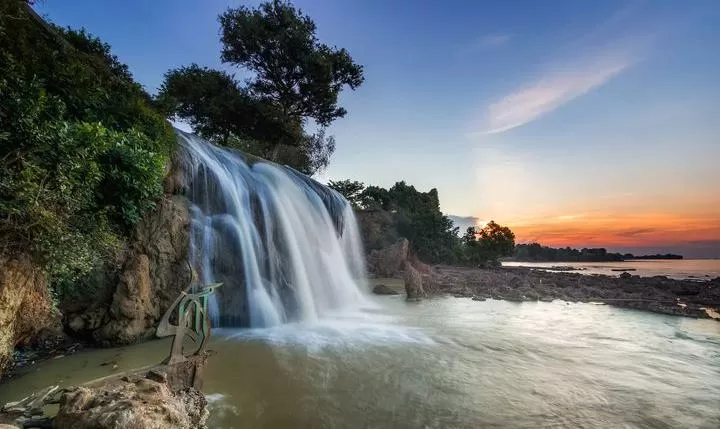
(0, 1, 173, 298)
(329, 179, 460, 263)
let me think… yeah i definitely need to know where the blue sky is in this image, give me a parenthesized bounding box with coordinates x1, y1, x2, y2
(36, 0, 720, 256)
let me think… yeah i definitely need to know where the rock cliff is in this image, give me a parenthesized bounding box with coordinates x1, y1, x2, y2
(0, 256, 59, 373)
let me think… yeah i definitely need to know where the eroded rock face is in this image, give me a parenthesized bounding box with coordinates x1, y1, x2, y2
(404, 261, 425, 300)
(63, 195, 192, 347)
(92, 196, 193, 346)
(53, 380, 207, 429)
(367, 238, 409, 278)
(0, 256, 58, 374)
(372, 284, 399, 295)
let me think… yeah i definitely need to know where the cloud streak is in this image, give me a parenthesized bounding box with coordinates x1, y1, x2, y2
(476, 34, 512, 50)
(478, 54, 634, 135)
(470, 3, 655, 136)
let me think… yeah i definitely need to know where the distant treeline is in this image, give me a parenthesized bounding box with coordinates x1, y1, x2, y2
(513, 243, 682, 262)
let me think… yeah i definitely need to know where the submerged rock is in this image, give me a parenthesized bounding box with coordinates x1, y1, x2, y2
(372, 284, 399, 295)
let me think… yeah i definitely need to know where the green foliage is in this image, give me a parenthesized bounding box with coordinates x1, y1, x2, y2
(333, 179, 459, 263)
(514, 243, 626, 262)
(0, 2, 172, 298)
(328, 180, 366, 208)
(460, 221, 515, 267)
(219, 0, 364, 126)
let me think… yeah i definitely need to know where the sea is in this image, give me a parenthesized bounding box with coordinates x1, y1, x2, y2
(502, 259, 720, 281)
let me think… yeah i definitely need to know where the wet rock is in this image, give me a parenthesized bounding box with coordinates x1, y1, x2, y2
(89, 196, 192, 346)
(0, 256, 58, 376)
(146, 368, 168, 383)
(53, 379, 208, 429)
(367, 238, 409, 277)
(422, 265, 720, 320)
(404, 262, 425, 300)
(372, 284, 398, 295)
(619, 272, 633, 279)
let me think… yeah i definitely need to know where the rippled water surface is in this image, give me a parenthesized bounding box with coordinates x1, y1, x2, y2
(3, 297, 719, 428)
(503, 259, 720, 280)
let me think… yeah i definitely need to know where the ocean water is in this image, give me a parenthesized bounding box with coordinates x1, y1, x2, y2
(2, 297, 719, 429)
(503, 259, 720, 280)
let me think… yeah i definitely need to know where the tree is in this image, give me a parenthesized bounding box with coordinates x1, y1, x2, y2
(219, 0, 364, 160)
(328, 180, 365, 208)
(462, 221, 515, 267)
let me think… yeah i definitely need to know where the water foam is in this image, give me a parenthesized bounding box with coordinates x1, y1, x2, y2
(178, 131, 368, 328)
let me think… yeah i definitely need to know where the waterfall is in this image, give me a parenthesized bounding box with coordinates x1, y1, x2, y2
(176, 131, 368, 328)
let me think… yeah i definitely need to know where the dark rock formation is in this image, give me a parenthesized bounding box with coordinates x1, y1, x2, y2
(2, 354, 211, 429)
(427, 265, 720, 320)
(366, 238, 409, 277)
(404, 261, 425, 300)
(64, 195, 192, 346)
(372, 284, 399, 295)
(53, 381, 207, 429)
(0, 256, 58, 375)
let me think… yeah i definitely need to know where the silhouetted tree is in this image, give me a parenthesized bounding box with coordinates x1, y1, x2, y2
(328, 180, 365, 208)
(219, 0, 364, 160)
(461, 221, 515, 267)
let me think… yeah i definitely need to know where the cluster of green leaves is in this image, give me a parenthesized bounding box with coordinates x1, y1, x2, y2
(157, 0, 363, 175)
(329, 180, 460, 263)
(330, 179, 518, 266)
(460, 221, 516, 267)
(1, 1, 173, 298)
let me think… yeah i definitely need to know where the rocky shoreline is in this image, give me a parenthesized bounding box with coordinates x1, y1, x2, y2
(420, 265, 720, 319)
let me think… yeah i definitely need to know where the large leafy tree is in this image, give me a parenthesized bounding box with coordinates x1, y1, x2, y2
(462, 221, 516, 267)
(328, 179, 365, 208)
(218, 0, 364, 160)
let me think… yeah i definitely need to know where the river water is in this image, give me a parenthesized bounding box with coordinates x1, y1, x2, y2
(2, 296, 719, 428)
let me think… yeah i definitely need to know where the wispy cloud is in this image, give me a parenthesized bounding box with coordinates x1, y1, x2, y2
(470, 4, 655, 136)
(476, 34, 512, 50)
(476, 53, 635, 135)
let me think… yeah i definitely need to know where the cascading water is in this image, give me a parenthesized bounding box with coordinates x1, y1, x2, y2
(176, 130, 368, 328)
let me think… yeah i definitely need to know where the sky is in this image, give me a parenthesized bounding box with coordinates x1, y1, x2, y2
(35, 0, 720, 258)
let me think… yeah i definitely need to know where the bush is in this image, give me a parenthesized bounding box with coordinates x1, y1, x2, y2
(0, 2, 173, 298)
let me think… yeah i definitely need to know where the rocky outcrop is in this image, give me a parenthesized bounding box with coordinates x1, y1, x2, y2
(427, 265, 720, 319)
(0, 256, 58, 374)
(367, 238, 409, 277)
(65, 195, 193, 346)
(53, 380, 207, 429)
(372, 284, 399, 295)
(2, 353, 211, 429)
(404, 261, 425, 300)
(96, 195, 192, 345)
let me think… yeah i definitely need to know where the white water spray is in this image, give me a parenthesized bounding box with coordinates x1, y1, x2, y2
(178, 131, 367, 328)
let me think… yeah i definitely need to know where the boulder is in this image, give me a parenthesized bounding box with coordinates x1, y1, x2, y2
(372, 284, 398, 295)
(404, 261, 425, 300)
(53, 380, 207, 429)
(0, 256, 58, 375)
(367, 238, 409, 277)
